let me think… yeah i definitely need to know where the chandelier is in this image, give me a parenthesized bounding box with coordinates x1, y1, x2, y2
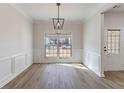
(52, 3, 64, 32)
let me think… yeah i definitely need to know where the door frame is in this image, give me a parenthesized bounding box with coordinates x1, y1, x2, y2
(101, 3, 119, 77)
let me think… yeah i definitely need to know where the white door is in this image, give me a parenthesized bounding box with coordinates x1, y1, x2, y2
(103, 29, 121, 71)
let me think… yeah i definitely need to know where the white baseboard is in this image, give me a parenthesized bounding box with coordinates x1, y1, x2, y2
(34, 61, 82, 64)
(100, 73, 105, 77)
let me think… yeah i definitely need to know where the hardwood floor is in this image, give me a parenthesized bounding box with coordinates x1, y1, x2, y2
(104, 71, 124, 88)
(2, 63, 124, 89)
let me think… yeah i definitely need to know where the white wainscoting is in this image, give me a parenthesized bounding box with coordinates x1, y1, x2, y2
(82, 50, 104, 77)
(33, 49, 82, 63)
(15, 55, 26, 73)
(0, 53, 32, 88)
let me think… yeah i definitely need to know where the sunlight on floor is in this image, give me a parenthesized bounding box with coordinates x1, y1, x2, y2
(56, 64, 88, 70)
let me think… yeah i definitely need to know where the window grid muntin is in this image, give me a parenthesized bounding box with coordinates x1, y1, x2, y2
(107, 29, 120, 55)
(45, 33, 72, 58)
(45, 35, 58, 57)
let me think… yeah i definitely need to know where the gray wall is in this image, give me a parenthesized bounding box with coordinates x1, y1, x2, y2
(0, 4, 33, 87)
(33, 21, 83, 63)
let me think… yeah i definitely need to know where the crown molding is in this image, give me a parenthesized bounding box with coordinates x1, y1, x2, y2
(84, 3, 117, 22)
(8, 3, 32, 22)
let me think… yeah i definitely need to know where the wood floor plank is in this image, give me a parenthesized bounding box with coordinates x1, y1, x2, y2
(2, 63, 124, 89)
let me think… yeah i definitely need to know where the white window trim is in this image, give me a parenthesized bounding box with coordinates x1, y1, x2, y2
(44, 32, 72, 58)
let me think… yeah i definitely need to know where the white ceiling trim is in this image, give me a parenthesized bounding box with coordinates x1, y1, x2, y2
(84, 3, 117, 22)
(100, 3, 118, 14)
(9, 3, 32, 21)
(8, 3, 116, 23)
(15, 3, 107, 22)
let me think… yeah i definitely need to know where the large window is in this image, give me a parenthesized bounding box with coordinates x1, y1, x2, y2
(45, 33, 72, 58)
(107, 29, 120, 54)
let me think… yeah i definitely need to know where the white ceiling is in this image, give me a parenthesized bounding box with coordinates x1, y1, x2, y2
(106, 4, 124, 13)
(16, 3, 106, 21)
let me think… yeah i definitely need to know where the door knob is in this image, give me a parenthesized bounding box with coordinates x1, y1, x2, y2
(104, 46, 107, 52)
(104, 49, 107, 52)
